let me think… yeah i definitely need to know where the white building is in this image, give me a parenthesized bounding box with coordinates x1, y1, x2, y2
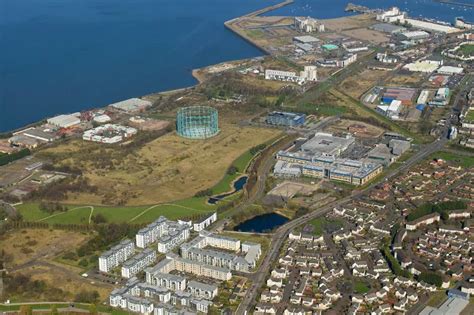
(121, 248, 157, 279)
(376, 7, 406, 23)
(136, 217, 169, 248)
(99, 239, 136, 273)
(47, 114, 81, 128)
(294, 17, 325, 33)
(193, 213, 217, 232)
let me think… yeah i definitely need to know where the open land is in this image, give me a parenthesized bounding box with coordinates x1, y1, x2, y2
(37, 124, 280, 206)
(0, 229, 113, 301)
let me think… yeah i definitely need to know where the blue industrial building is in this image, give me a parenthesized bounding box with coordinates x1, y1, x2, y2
(265, 111, 306, 127)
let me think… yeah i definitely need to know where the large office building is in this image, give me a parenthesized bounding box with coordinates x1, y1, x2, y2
(275, 132, 385, 186)
(99, 239, 135, 273)
(266, 111, 306, 127)
(301, 132, 355, 157)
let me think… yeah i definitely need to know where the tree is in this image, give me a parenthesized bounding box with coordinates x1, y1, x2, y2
(91, 214, 107, 224)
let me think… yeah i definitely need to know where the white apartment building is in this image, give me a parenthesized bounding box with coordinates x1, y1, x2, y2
(265, 66, 317, 84)
(136, 217, 168, 248)
(295, 16, 325, 33)
(99, 239, 135, 273)
(121, 248, 157, 279)
(149, 272, 187, 291)
(193, 212, 217, 232)
(187, 280, 218, 300)
(157, 223, 190, 253)
(376, 7, 406, 23)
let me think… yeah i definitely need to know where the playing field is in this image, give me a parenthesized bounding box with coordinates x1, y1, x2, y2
(38, 123, 280, 206)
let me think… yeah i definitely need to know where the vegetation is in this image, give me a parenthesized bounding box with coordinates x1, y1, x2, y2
(407, 200, 467, 222)
(381, 246, 412, 278)
(432, 151, 474, 168)
(353, 280, 370, 294)
(459, 44, 474, 56)
(0, 149, 30, 166)
(418, 271, 443, 287)
(309, 217, 343, 236)
(4, 273, 67, 301)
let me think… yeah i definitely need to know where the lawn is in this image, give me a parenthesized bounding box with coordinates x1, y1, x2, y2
(459, 44, 474, 56)
(431, 151, 474, 168)
(465, 109, 474, 122)
(309, 217, 344, 236)
(17, 201, 215, 225)
(353, 280, 370, 294)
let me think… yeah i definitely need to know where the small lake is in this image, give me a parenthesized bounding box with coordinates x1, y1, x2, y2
(234, 212, 289, 233)
(208, 175, 248, 204)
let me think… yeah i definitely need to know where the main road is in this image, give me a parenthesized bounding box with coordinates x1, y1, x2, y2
(236, 135, 448, 314)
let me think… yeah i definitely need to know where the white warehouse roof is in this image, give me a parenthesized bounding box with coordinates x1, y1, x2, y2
(437, 66, 464, 75)
(47, 114, 81, 128)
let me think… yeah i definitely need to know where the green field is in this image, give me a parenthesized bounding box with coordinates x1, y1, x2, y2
(431, 151, 474, 168)
(309, 217, 343, 236)
(465, 110, 474, 122)
(354, 280, 371, 294)
(459, 44, 474, 56)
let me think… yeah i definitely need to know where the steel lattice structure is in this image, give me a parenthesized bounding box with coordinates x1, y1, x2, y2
(176, 106, 219, 139)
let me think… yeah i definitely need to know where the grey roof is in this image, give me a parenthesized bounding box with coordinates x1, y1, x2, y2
(371, 23, 406, 33)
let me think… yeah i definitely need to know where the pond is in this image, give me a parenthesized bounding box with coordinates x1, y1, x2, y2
(233, 212, 289, 233)
(207, 176, 248, 204)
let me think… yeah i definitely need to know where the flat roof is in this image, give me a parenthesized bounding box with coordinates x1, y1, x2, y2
(294, 35, 319, 43)
(301, 132, 354, 156)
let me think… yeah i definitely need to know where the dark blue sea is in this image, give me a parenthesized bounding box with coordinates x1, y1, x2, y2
(1, 0, 472, 132)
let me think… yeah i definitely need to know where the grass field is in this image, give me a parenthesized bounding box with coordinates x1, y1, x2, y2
(17, 135, 272, 225)
(309, 217, 343, 236)
(431, 151, 474, 168)
(459, 44, 474, 56)
(38, 123, 279, 206)
(353, 280, 371, 294)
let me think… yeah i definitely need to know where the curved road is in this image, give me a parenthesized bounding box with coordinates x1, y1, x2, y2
(237, 136, 447, 314)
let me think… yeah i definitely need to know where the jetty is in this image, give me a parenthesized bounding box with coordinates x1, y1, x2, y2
(435, 0, 474, 8)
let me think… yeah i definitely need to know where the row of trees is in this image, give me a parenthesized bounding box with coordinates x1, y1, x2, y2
(0, 149, 31, 166)
(407, 200, 467, 222)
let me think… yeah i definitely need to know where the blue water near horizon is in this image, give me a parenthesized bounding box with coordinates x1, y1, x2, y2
(1, 0, 472, 132)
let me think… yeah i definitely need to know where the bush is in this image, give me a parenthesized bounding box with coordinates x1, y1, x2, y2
(227, 165, 238, 176)
(194, 189, 213, 198)
(91, 214, 107, 224)
(0, 149, 31, 166)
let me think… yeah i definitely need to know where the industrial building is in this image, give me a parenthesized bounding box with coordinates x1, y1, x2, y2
(109, 98, 152, 113)
(429, 88, 450, 107)
(381, 87, 417, 106)
(403, 59, 441, 73)
(376, 7, 406, 23)
(371, 23, 406, 34)
(293, 35, 319, 44)
(176, 106, 219, 139)
(437, 66, 464, 75)
(404, 18, 460, 34)
(83, 124, 137, 144)
(377, 100, 402, 120)
(265, 111, 306, 127)
(294, 17, 325, 33)
(317, 54, 357, 68)
(455, 17, 474, 30)
(399, 31, 430, 41)
(265, 66, 317, 84)
(47, 114, 81, 128)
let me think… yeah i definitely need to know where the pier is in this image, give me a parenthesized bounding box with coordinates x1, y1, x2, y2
(434, 0, 474, 8)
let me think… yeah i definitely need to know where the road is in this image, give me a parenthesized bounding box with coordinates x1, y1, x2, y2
(237, 135, 448, 314)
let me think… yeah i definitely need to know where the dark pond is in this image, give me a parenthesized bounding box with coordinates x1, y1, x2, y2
(234, 212, 289, 233)
(208, 176, 248, 204)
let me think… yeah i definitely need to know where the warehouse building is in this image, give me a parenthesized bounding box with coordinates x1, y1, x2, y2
(265, 111, 306, 127)
(399, 30, 430, 41)
(371, 23, 406, 34)
(109, 98, 152, 113)
(293, 35, 320, 44)
(47, 114, 81, 128)
(437, 66, 464, 75)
